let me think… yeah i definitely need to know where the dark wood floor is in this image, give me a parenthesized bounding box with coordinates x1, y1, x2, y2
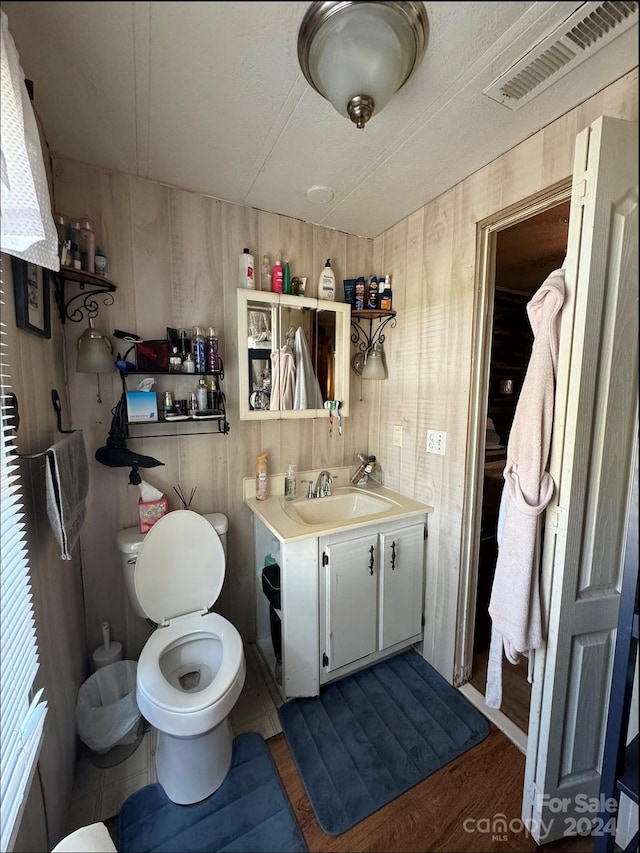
(267, 725, 593, 853)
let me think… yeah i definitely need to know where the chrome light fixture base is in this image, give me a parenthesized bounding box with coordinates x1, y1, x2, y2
(298, 1, 429, 128)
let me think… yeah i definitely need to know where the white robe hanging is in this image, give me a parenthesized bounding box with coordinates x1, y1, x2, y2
(485, 268, 565, 710)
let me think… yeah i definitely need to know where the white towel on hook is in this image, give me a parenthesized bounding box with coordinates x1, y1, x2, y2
(45, 431, 89, 560)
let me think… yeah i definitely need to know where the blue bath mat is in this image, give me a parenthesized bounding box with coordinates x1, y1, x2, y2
(118, 732, 307, 852)
(278, 649, 490, 836)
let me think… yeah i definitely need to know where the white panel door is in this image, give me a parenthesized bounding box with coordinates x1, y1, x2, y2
(523, 116, 638, 843)
(379, 523, 424, 649)
(323, 532, 378, 673)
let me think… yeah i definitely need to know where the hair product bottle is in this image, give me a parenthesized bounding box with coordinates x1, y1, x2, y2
(256, 453, 268, 500)
(260, 254, 271, 291)
(283, 258, 292, 294)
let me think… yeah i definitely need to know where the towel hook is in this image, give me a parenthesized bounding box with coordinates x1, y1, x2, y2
(12, 389, 76, 460)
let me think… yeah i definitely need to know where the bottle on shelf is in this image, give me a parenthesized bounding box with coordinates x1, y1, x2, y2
(354, 276, 366, 310)
(261, 254, 271, 291)
(379, 275, 393, 311)
(191, 326, 206, 373)
(183, 353, 195, 374)
(283, 258, 292, 295)
(367, 276, 378, 309)
(206, 327, 220, 372)
(239, 248, 255, 289)
(78, 216, 96, 273)
(196, 377, 208, 411)
(319, 258, 335, 300)
(94, 246, 109, 276)
(272, 254, 283, 293)
(256, 453, 268, 500)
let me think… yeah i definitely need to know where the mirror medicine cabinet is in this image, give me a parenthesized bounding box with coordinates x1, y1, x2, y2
(237, 290, 351, 421)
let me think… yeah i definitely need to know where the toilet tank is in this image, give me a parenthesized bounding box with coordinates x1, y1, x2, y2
(116, 512, 228, 619)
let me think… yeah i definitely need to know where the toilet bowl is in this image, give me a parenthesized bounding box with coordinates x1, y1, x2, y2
(118, 510, 245, 804)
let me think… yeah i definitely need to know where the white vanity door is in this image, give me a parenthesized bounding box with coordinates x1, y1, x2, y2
(379, 522, 425, 650)
(322, 531, 378, 673)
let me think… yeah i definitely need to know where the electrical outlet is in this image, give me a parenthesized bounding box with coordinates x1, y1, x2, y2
(427, 429, 446, 455)
(393, 425, 403, 447)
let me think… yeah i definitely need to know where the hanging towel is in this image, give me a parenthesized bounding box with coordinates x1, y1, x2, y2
(45, 431, 89, 560)
(293, 326, 323, 410)
(485, 269, 565, 710)
(270, 349, 296, 410)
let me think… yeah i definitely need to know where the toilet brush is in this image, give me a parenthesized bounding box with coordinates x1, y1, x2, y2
(92, 621, 123, 670)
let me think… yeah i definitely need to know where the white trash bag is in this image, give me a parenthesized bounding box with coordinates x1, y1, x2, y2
(76, 660, 141, 754)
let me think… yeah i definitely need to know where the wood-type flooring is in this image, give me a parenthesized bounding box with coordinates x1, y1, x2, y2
(267, 725, 593, 853)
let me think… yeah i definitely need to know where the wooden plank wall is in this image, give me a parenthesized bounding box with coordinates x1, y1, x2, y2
(371, 69, 638, 681)
(51, 164, 373, 660)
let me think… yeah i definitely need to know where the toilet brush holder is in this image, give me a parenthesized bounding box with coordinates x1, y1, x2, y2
(92, 621, 123, 670)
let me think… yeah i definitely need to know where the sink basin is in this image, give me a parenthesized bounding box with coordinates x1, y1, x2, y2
(282, 487, 398, 525)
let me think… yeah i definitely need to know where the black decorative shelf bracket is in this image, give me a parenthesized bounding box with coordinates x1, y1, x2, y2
(350, 311, 397, 353)
(53, 268, 117, 324)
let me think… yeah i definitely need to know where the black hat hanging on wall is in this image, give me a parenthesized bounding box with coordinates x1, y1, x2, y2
(95, 393, 164, 485)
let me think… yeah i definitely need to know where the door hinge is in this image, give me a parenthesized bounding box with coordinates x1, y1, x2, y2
(549, 506, 567, 535)
(421, 613, 425, 627)
(322, 652, 329, 667)
(322, 551, 329, 566)
(424, 525, 428, 540)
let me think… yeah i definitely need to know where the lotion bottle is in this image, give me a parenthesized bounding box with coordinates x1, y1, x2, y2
(256, 453, 268, 500)
(284, 464, 296, 501)
(319, 258, 335, 300)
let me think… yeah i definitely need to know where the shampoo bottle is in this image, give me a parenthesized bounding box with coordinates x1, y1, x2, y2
(272, 254, 283, 293)
(284, 464, 296, 501)
(319, 258, 335, 300)
(239, 248, 255, 289)
(260, 254, 271, 291)
(256, 453, 268, 500)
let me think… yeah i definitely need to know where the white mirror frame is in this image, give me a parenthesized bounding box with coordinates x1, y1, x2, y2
(237, 289, 351, 421)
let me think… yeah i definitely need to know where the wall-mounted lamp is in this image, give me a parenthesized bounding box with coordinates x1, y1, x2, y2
(76, 319, 114, 403)
(297, 1, 429, 129)
(361, 341, 388, 380)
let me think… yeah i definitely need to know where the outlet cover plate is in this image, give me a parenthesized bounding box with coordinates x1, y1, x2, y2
(427, 429, 446, 455)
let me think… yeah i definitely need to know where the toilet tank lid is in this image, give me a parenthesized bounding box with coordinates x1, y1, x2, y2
(116, 512, 228, 554)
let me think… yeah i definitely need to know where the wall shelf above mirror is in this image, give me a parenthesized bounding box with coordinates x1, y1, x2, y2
(237, 290, 351, 421)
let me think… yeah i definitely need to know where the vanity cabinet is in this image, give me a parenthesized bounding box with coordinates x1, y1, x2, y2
(319, 519, 425, 682)
(237, 290, 351, 420)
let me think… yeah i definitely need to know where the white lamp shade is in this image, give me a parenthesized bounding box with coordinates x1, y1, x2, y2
(361, 343, 387, 380)
(77, 326, 114, 374)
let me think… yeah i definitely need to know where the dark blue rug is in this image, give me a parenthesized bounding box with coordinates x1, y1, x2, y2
(278, 649, 490, 836)
(118, 732, 307, 852)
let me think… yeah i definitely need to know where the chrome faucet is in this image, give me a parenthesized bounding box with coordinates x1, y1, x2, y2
(313, 470, 333, 498)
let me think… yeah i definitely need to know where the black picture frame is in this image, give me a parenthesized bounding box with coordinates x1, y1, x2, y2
(11, 257, 51, 338)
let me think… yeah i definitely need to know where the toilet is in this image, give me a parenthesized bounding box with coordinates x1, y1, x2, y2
(116, 510, 245, 805)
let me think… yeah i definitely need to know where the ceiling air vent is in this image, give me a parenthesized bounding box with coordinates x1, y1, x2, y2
(484, 1, 638, 110)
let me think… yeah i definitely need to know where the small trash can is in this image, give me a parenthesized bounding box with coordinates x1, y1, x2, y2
(76, 659, 143, 768)
(261, 562, 282, 664)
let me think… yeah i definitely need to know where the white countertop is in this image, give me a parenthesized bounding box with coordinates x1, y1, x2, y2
(244, 467, 433, 543)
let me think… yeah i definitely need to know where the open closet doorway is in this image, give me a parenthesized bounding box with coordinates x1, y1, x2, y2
(456, 187, 571, 747)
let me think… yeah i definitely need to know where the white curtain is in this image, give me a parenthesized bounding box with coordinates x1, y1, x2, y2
(1, 9, 59, 271)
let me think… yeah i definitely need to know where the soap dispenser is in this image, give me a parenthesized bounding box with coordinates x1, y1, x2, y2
(284, 464, 296, 501)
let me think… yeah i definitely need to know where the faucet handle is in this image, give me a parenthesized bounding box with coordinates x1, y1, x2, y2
(301, 480, 314, 500)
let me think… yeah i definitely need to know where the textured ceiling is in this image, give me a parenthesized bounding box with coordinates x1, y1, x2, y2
(3, 1, 638, 238)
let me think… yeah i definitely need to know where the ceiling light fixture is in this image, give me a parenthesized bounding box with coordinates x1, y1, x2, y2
(297, 1, 429, 129)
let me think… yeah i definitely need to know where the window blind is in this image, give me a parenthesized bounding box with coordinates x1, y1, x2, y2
(0, 281, 48, 852)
